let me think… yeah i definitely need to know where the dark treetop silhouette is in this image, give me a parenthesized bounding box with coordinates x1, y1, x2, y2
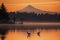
(0, 3, 10, 24)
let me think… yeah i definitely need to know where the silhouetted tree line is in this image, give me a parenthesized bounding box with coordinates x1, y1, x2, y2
(9, 12, 60, 22)
(0, 3, 10, 23)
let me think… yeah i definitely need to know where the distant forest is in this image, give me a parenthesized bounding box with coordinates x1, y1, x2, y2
(0, 3, 60, 24)
(9, 12, 60, 22)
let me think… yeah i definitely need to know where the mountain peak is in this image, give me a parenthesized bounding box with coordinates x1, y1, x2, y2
(18, 5, 43, 13)
(17, 5, 56, 14)
(26, 5, 34, 8)
(24, 5, 35, 10)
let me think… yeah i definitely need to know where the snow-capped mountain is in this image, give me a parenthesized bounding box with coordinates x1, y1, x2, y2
(16, 5, 58, 14)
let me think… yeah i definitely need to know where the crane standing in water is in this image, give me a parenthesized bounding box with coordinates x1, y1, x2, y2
(27, 32, 31, 38)
(36, 29, 40, 37)
(27, 31, 40, 38)
(37, 32, 40, 36)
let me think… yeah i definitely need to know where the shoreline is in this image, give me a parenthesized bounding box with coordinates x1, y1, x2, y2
(0, 22, 60, 26)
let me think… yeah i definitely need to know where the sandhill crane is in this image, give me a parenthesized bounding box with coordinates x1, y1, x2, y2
(37, 32, 40, 36)
(27, 32, 31, 38)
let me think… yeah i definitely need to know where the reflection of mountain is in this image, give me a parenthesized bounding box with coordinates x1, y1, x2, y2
(17, 5, 57, 14)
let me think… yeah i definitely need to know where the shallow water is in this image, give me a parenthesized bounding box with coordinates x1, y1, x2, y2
(3, 29, 60, 40)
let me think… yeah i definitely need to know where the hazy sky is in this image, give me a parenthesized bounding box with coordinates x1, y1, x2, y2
(0, 0, 60, 12)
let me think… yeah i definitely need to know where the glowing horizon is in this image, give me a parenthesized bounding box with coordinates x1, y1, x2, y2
(0, 0, 60, 12)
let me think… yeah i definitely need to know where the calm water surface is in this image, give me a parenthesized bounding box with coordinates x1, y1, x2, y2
(4, 29, 60, 40)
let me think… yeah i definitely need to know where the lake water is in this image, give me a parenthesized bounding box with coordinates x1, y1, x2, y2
(0, 23, 60, 40)
(4, 29, 60, 40)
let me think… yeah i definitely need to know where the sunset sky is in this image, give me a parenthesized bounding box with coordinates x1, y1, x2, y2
(0, 0, 60, 12)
